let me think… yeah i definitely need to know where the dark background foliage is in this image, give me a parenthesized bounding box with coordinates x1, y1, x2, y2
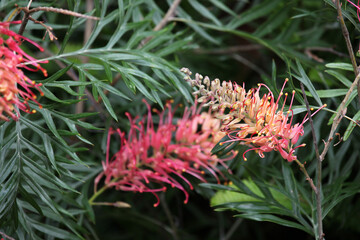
(0, 0, 359, 239)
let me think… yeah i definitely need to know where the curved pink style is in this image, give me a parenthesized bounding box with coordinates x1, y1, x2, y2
(0, 21, 47, 121)
(95, 100, 234, 207)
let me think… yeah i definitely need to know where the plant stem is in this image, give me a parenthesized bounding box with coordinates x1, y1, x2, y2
(139, 0, 182, 47)
(300, 83, 323, 239)
(160, 193, 179, 240)
(88, 184, 109, 204)
(319, 72, 360, 161)
(335, 0, 360, 106)
(0, 231, 16, 240)
(294, 159, 317, 193)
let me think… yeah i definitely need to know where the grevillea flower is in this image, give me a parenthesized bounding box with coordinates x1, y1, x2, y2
(95, 99, 234, 207)
(0, 21, 47, 121)
(181, 68, 325, 162)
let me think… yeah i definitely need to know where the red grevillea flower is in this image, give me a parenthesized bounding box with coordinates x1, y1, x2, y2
(95, 100, 234, 207)
(0, 21, 47, 121)
(181, 68, 325, 162)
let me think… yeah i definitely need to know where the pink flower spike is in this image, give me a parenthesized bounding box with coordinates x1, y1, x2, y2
(95, 99, 235, 207)
(182, 68, 326, 163)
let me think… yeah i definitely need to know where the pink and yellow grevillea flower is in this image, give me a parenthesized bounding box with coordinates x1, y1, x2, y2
(0, 21, 47, 121)
(95, 100, 234, 207)
(181, 68, 325, 162)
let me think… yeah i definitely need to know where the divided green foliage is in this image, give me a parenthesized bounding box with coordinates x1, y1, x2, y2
(203, 165, 314, 235)
(0, 63, 98, 239)
(1, 0, 360, 239)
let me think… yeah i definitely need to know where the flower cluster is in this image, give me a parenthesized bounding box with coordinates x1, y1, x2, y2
(0, 21, 47, 121)
(181, 68, 324, 162)
(95, 100, 234, 207)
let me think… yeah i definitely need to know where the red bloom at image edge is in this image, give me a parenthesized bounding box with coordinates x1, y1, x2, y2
(95, 100, 235, 207)
(0, 21, 48, 121)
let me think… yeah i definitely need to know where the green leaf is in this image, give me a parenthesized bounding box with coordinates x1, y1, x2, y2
(301, 88, 349, 98)
(226, 0, 282, 29)
(189, 0, 222, 26)
(294, 59, 322, 106)
(344, 110, 360, 141)
(236, 213, 313, 235)
(325, 70, 352, 87)
(325, 62, 354, 72)
(97, 87, 118, 121)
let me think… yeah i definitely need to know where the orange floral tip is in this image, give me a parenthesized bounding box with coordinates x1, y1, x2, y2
(257, 83, 260, 86)
(169, 99, 174, 103)
(280, 92, 283, 96)
(31, 110, 36, 113)
(39, 105, 43, 109)
(40, 92, 44, 96)
(32, 81, 36, 85)
(153, 203, 159, 207)
(268, 96, 271, 100)
(285, 93, 288, 96)
(229, 181, 233, 185)
(152, 108, 157, 112)
(244, 158, 247, 161)
(33, 95, 37, 100)
(310, 108, 314, 111)
(292, 90, 296, 94)
(179, 103, 183, 107)
(184, 200, 188, 204)
(201, 171, 205, 174)
(219, 142, 223, 146)
(324, 104, 327, 107)
(285, 78, 289, 81)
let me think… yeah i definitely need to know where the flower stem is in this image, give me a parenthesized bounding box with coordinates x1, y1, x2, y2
(88, 184, 109, 205)
(300, 83, 323, 240)
(294, 159, 317, 193)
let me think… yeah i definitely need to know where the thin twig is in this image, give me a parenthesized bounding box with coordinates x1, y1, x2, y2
(232, 54, 269, 78)
(139, 0, 182, 47)
(335, 0, 360, 105)
(16, 2, 99, 38)
(76, 0, 94, 115)
(16, 5, 100, 20)
(195, 45, 262, 54)
(300, 83, 323, 240)
(305, 46, 348, 58)
(300, 83, 321, 163)
(222, 218, 243, 240)
(319, 72, 360, 162)
(160, 193, 179, 240)
(294, 159, 317, 193)
(28, 16, 58, 40)
(17, 1, 32, 35)
(0, 231, 16, 240)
